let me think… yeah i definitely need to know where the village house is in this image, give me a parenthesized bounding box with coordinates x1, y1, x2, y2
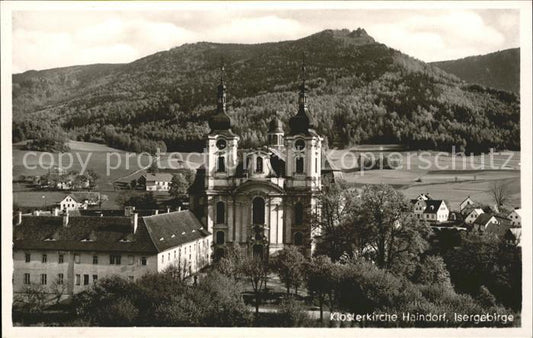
(12, 210, 211, 301)
(471, 213, 500, 233)
(459, 196, 476, 212)
(139, 173, 173, 192)
(507, 208, 522, 226)
(464, 208, 485, 225)
(59, 192, 101, 212)
(410, 196, 449, 223)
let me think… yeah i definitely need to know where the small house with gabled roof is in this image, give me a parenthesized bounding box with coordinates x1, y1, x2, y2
(507, 208, 522, 226)
(139, 173, 174, 192)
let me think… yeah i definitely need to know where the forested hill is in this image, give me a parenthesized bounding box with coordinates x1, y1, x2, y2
(13, 28, 520, 153)
(431, 48, 520, 94)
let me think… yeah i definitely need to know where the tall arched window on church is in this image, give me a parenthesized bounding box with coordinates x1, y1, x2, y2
(256, 156, 263, 173)
(252, 197, 265, 225)
(296, 157, 304, 174)
(216, 231, 225, 245)
(216, 202, 225, 224)
(217, 156, 225, 172)
(294, 202, 303, 225)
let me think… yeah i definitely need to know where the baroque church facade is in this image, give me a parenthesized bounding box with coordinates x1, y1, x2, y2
(189, 63, 338, 259)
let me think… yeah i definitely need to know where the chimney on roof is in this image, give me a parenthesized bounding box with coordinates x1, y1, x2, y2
(166, 207, 170, 213)
(177, 206, 181, 212)
(63, 212, 69, 228)
(132, 213, 139, 234)
(154, 209, 159, 215)
(16, 211, 22, 225)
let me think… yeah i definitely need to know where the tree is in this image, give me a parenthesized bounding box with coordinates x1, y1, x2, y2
(190, 271, 252, 326)
(311, 180, 359, 260)
(120, 192, 158, 210)
(73, 276, 141, 326)
(169, 172, 191, 201)
(240, 255, 269, 317)
(147, 160, 160, 174)
(215, 243, 247, 279)
(278, 296, 311, 327)
(305, 255, 335, 322)
(272, 246, 306, 295)
(443, 232, 522, 311)
(14, 283, 48, 313)
(489, 180, 511, 208)
(50, 276, 68, 305)
(86, 169, 99, 190)
(349, 184, 430, 274)
(412, 255, 452, 287)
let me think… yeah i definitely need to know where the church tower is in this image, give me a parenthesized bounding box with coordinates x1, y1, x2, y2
(268, 114, 284, 150)
(203, 65, 239, 233)
(285, 57, 323, 191)
(283, 56, 323, 255)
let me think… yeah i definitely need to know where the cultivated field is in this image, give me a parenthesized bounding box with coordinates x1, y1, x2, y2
(12, 142, 521, 210)
(12, 141, 199, 208)
(328, 146, 521, 209)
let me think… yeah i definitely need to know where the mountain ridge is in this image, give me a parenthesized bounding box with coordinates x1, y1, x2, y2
(431, 48, 519, 93)
(12, 28, 519, 153)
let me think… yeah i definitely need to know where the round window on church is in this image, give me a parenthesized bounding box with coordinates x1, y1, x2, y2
(216, 139, 227, 150)
(295, 139, 305, 151)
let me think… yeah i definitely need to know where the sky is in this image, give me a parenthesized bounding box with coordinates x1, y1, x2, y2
(11, 6, 520, 73)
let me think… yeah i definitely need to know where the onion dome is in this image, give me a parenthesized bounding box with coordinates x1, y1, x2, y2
(289, 56, 315, 135)
(208, 111, 232, 131)
(208, 65, 233, 132)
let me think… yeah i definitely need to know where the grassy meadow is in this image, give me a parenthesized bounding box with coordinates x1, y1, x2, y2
(12, 141, 521, 211)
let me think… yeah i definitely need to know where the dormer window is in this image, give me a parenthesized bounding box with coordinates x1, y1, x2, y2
(255, 157, 263, 173)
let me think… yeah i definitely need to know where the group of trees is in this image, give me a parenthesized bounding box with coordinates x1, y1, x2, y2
(71, 267, 252, 326)
(13, 29, 519, 154)
(309, 181, 522, 317)
(14, 119, 69, 152)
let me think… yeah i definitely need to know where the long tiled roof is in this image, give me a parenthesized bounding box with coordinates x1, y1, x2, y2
(68, 192, 101, 203)
(142, 211, 210, 252)
(14, 211, 209, 254)
(143, 173, 173, 182)
(13, 216, 157, 254)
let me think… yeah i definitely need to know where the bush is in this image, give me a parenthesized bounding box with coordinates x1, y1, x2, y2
(277, 296, 311, 327)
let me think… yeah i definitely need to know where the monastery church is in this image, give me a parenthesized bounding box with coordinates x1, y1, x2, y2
(189, 62, 340, 259)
